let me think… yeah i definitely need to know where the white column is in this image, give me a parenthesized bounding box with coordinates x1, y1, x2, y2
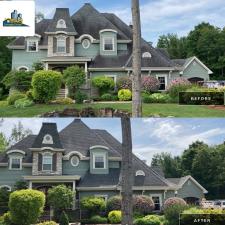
(45, 63, 48, 70)
(28, 181, 32, 189)
(85, 62, 88, 80)
(72, 181, 76, 210)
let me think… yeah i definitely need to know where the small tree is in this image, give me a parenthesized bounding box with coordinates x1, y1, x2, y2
(133, 195, 155, 215)
(0, 187, 11, 214)
(106, 195, 122, 212)
(32, 70, 62, 103)
(141, 76, 160, 93)
(59, 211, 69, 225)
(92, 76, 115, 95)
(63, 66, 85, 99)
(9, 189, 45, 225)
(32, 61, 45, 71)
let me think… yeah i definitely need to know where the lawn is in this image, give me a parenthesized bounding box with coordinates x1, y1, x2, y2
(0, 101, 225, 117)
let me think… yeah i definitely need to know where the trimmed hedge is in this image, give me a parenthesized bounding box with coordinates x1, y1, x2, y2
(133, 195, 155, 215)
(108, 210, 122, 224)
(134, 215, 161, 225)
(7, 92, 26, 105)
(163, 197, 187, 210)
(118, 89, 132, 101)
(106, 196, 122, 212)
(92, 76, 115, 95)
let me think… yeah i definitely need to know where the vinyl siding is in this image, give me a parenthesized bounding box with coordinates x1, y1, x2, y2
(75, 43, 99, 58)
(100, 31, 117, 56)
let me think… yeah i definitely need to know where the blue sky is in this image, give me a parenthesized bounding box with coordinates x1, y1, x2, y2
(1, 118, 225, 165)
(34, 0, 225, 45)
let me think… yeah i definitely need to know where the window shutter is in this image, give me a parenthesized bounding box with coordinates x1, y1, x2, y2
(66, 37, 70, 53)
(53, 37, 57, 53)
(38, 153, 42, 171)
(53, 153, 57, 171)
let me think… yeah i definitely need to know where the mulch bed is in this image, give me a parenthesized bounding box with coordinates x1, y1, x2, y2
(207, 105, 225, 111)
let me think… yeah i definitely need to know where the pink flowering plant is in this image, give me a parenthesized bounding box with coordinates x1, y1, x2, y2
(117, 76, 132, 90)
(141, 76, 160, 93)
(163, 197, 187, 210)
(167, 77, 192, 100)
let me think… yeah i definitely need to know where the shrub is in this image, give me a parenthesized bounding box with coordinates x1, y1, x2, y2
(26, 89, 33, 100)
(133, 195, 155, 215)
(118, 89, 132, 101)
(89, 215, 108, 224)
(164, 204, 189, 225)
(63, 66, 85, 98)
(0, 188, 10, 214)
(75, 91, 87, 104)
(142, 93, 171, 103)
(80, 197, 106, 216)
(32, 61, 45, 71)
(106, 196, 122, 212)
(37, 222, 58, 225)
(14, 98, 34, 108)
(9, 189, 45, 225)
(7, 92, 26, 105)
(101, 93, 113, 101)
(134, 215, 161, 225)
(141, 76, 160, 93)
(0, 212, 12, 225)
(92, 76, 115, 95)
(59, 211, 69, 225)
(167, 78, 191, 100)
(117, 76, 132, 90)
(163, 197, 187, 210)
(3, 70, 33, 91)
(13, 180, 28, 190)
(32, 70, 62, 103)
(108, 210, 122, 224)
(53, 97, 74, 105)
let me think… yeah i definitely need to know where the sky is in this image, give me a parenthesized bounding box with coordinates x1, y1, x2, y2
(33, 0, 225, 45)
(1, 118, 225, 165)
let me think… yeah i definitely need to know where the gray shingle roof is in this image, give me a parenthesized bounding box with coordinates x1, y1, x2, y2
(172, 59, 187, 66)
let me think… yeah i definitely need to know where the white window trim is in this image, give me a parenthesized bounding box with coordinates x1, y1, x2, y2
(42, 152, 53, 172)
(9, 157, 22, 170)
(42, 134, 53, 145)
(56, 36, 66, 53)
(82, 39, 91, 49)
(56, 19, 67, 29)
(103, 37, 115, 52)
(71, 155, 80, 167)
(93, 153, 106, 169)
(27, 40, 38, 52)
(156, 74, 168, 91)
(150, 194, 162, 211)
(17, 66, 29, 71)
(95, 194, 108, 202)
(135, 170, 145, 176)
(0, 185, 11, 191)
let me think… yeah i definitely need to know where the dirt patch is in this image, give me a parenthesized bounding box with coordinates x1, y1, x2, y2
(207, 105, 225, 111)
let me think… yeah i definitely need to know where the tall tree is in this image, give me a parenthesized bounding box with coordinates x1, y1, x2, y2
(0, 133, 8, 153)
(121, 115, 133, 225)
(131, 0, 142, 117)
(35, 12, 44, 23)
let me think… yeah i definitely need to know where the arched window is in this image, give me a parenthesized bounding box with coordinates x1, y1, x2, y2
(142, 52, 152, 58)
(42, 152, 53, 171)
(0, 185, 11, 192)
(135, 170, 145, 176)
(56, 19, 67, 29)
(17, 66, 29, 72)
(42, 134, 53, 144)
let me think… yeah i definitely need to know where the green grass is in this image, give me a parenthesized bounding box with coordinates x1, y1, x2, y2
(0, 101, 225, 117)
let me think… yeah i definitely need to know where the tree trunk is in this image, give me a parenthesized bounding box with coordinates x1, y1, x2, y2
(131, 0, 142, 117)
(121, 115, 133, 225)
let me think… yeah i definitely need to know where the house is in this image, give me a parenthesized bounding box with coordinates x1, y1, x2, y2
(7, 3, 212, 96)
(0, 119, 207, 211)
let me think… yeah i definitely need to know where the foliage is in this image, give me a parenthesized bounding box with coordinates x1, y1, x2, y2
(32, 61, 44, 71)
(89, 215, 108, 224)
(75, 91, 87, 104)
(164, 204, 190, 225)
(14, 98, 34, 108)
(142, 93, 171, 104)
(9, 189, 45, 225)
(141, 76, 160, 93)
(0, 212, 12, 225)
(59, 211, 69, 225)
(133, 195, 155, 215)
(7, 92, 26, 105)
(106, 195, 122, 212)
(167, 78, 191, 100)
(117, 76, 132, 90)
(26, 90, 34, 100)
(118, 89, 132, 101)
(0, 133, 8, 153)
(108, 210, 122, 224)
(3, 71, 33, 91)
(80, 197, 106, 216)
(37, 222, 58, 225)
(13, 180, 28, 191)
(0, 188, 10, 214)
(92, 76, 115, 95)
(63, 66, 85, 98)
(48, 185, 74, 211)
(32, 70, 62, 103)
(53, 98, 74, 105)
(100, 93, 113, 101)
(164, 197, 187, 210)
(134, 215, 161, 225)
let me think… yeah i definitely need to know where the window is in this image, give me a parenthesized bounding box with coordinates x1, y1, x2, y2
(18, 66, 29, 72)
(42, 134, 53, 145)
(10, 157, 22, 170)
(42, 153, 53, 171)
(0, 185, 11, 192)
(135, 170, 145, 176)
(57, 37, 66, 53)
(157, 75, 167, 91)
(142, 52, 152, 58)
(151, 195, 162, 211)
(27, 41, 38, 52)
(56, 19, 66, 29)
(93, 154, 106, 169)
(71, 155, 79, 167)
(82, 39, 91, 49)
(103, 37, 114, 51)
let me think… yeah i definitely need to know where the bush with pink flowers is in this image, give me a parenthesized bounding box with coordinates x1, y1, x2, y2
(163, 197, 187, 210)
(133, 195, 155, 215)
(117, 76, 132, 90)
(141, 76, 160, 93)
(167, 78, 191, 100)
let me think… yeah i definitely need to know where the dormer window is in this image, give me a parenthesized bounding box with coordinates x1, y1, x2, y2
(9, 157, 22, 170)
(56, 19, 67, 29)
(57, 36, 66, 53)
(93, 154, 106, 169)
(27, 40, 38, 52)
(103, 37, 114, 51)
(142, 52, 152, 58)
(42, 153, 53, 171)
(82, 39, 91, 49)
(136, 170, 145, 176)
(42, 134, 53, 145)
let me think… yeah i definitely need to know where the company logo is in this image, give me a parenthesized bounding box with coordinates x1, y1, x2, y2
(3, 10, 28, 27)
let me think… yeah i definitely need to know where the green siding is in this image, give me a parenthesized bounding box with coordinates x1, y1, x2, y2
(109, 161, 120, 168)
(118, 44, 128, 51)
(100, 31, 117, 56)
(75, 43, 99, 58)
(12, 50, 47, 70)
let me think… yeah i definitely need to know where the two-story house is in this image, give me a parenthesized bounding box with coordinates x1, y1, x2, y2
(0, 119, 207, 210)
(7, 3, 212, 96)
